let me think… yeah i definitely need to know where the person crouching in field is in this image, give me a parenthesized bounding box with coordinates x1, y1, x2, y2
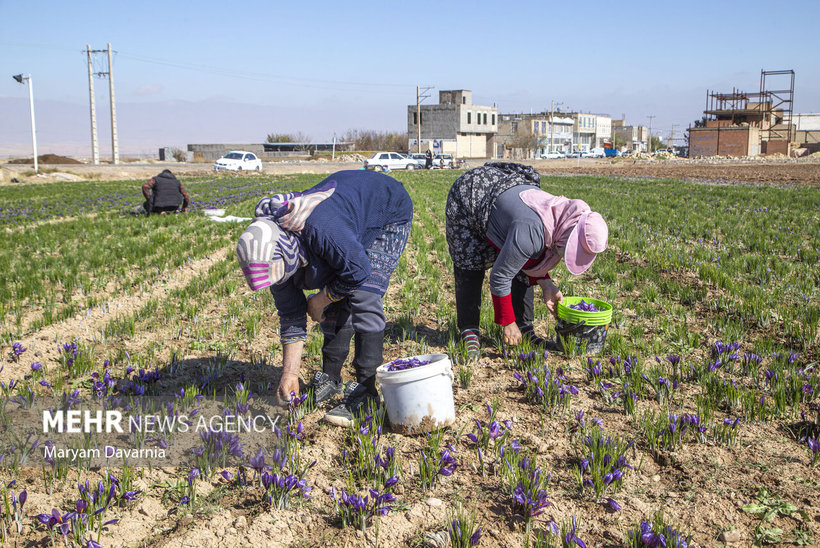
(142, 169, 189, 215)
(236, 170, 413, 427)
(445, 162, 608, 359)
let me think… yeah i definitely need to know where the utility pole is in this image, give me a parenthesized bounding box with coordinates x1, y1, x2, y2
(87, 44, 118, 164)
(548, 100, 563, 153)
(549, 100, 555, 154)
(87, 45, 99, 165)
(12, 74, 38, 173)
(416, 86, 421, 153)
(416, 85, 433, 153)
(107, 43, 119, 164)
(647, 115, 655, 153)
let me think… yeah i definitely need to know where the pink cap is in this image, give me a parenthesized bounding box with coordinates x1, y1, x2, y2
(564, 212, 608, 275)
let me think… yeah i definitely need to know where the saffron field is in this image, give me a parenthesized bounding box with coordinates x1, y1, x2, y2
(0, 171, 818, 547)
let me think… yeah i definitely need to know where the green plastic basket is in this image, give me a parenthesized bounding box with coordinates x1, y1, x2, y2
(556, 296, 613, 326)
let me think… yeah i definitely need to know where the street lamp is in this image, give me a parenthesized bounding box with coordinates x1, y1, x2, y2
(549, 101, 564, 153)
(12, 73, 38, 173)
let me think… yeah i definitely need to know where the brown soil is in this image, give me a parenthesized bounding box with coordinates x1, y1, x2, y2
(0, 249, 229, 384)
(7, 153, 82, 164)
(3, 157, 820, 186)
(528, 158, 820, 186)
(2, 162, 819, 547)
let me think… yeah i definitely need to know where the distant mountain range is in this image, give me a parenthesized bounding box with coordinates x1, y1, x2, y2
(0, 96, 401, 159)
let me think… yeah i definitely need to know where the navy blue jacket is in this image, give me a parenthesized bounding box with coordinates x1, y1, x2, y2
(270, 170, 413, 340)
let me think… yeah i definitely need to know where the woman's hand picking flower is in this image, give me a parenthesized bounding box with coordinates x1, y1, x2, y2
(538, 279, 563, 319)
(503, 323, 522, 346)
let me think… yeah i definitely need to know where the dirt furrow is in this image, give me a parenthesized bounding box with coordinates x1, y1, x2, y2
(0, 248, 230, 382)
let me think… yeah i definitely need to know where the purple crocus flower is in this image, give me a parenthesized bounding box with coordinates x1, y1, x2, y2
(120, 490, 141, 501)
(470, 527, 482, 545)
(564, 515, 587, 548)
(12, 342, 26, 358)
(188, 468, 200, 486)
(249, 449, 268, 474)
(606, 497, 621, 511)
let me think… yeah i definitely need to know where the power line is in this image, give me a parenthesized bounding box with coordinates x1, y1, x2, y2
(115, 52, 411, 92)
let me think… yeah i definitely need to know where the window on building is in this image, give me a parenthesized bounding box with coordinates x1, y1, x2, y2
(413, 112, 417, 125)
(467, 112, 471, 124)
(511, 121, 518, 132)
(462, 96, 466, 104)
(541, 121, 546, 133)
(533, 121, 538, 134)
(483, 113, 487, 125)
(492, 114, 496, 125)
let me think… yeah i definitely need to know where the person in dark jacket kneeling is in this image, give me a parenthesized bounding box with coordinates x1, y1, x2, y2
(142, 169, 189, 214)
(236, 170, 413, 427)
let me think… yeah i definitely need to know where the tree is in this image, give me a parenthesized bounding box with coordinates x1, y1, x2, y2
(650, 136, 665, 151)
(612, 134, 627, 150)
(169, 147, 186, 162)
(509, 130, 539, 158)
(266, 131, 311, 144)
(340, 129, 407, 152)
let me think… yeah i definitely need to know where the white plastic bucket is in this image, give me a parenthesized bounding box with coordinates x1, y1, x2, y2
(202, 208, 226, 216)
(376, 353, 455, 434)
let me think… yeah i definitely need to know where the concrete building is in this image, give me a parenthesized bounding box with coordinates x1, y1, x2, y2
(496, 113, 546, 159)
(612, 120, 648, 152)
(496, 112, 575, 159)
(547, 116, 574, 155)
(187, 142, 352, 162)
(595, 115, 612, 148)
(407, 90, 497, 158)
(792, 113, 820, 154)
(795, 113, 820, 130)
(572, 113, 596, 152)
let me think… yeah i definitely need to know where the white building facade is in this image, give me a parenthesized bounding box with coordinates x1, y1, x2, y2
(407, 90, 497, 158)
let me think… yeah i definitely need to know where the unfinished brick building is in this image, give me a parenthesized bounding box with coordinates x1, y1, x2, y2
(688, 69, 795, 158)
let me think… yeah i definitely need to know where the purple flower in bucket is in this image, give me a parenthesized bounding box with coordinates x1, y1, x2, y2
(569, 300, 599, 312)
(386, 356, 432, 372)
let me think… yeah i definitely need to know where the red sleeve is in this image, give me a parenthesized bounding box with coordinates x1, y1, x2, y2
(492, 293, 516, 325)
(142, 179, 155, 200)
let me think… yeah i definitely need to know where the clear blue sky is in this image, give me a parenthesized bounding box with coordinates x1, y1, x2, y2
(2, 0, 819, 155)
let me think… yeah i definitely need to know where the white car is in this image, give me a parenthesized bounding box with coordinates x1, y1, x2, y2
(407, 153, 429, 168)
(542, 150, 564, 159)
(213, 151, 263, 171)
(363, 152, 418, 171)
(433, 154, 454, 168)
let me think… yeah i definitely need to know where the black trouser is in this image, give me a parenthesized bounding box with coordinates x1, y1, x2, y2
(143, 200, 179, 215)
(319, 292, 384, 396)
(454, 267, 534, 333)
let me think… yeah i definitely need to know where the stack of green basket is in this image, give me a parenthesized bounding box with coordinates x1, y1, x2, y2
(555, 297, 613, 355)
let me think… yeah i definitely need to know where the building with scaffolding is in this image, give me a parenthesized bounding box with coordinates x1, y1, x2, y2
(688, 69, 795, 157)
